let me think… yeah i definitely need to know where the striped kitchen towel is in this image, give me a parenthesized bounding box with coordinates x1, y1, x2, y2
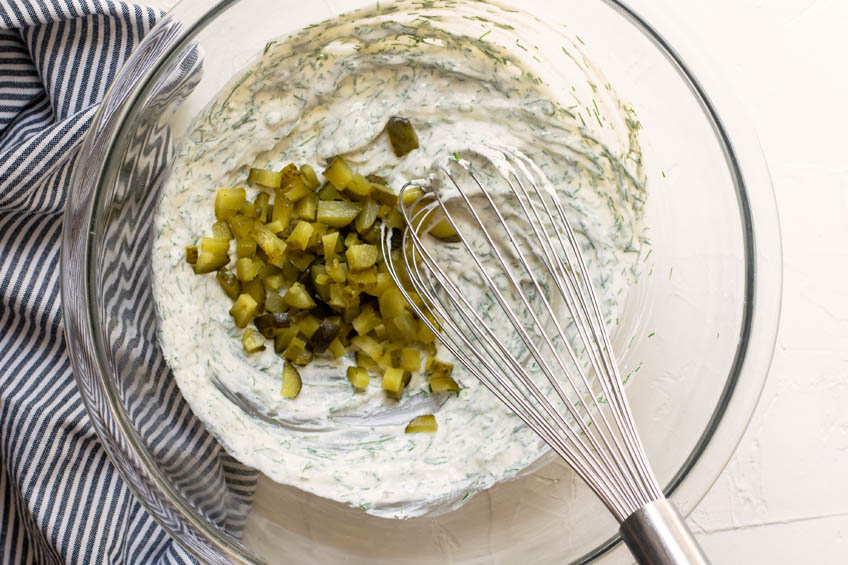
(0, 2, 257, 563)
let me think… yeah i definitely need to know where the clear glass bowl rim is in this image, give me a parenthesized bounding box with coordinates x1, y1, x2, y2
(60, 0, 783, 563)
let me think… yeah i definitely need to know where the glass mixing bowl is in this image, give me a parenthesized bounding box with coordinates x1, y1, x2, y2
(61, 0, 782, 562)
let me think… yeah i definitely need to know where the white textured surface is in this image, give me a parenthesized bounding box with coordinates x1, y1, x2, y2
(638, 0, 848, 562)
(142, 0, 848, 560)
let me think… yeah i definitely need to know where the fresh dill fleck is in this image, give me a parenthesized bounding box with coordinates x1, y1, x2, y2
(264, 40, 277, 54)
(576, 35, 585, 45)
(479, 30, 491, 41)
(669, 267, 673, 279)
(647, 331, 655, 338)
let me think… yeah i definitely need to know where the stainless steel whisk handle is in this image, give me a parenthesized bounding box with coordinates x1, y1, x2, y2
(620, 499, 710, 565)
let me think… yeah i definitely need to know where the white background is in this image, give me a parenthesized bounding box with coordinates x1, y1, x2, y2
(141, 0, 848, 561)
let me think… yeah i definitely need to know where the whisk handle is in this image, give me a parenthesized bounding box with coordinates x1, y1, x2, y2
(620, 499, 710, 565)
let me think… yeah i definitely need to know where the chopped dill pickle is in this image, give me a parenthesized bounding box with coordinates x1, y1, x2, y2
(426, 357, 454, 378)
(289, 252, 315, 272)
(347, 366, 370, 391)
(356, 351, 378, 370)
(404, 414, 437, 433)
(236, 257, 264, 281)
(283, 337, 306, 362)
(280, 362, 302, 398)
(328, 338, 347, 359)
(265, 219, 285, 234)
(193, 251, 229, 274)
(264, 291, 286, 313)
(274, 327, 299, 353)
(230, 293, 258, 328)
(368, 179, 399, 207)
(185, 245, 198, 264)
(429, 375, 460, 392)
(248, 168, 283, 188)
(294, 193, 317, 221)
(323, 156, 354, 190)
(242, 279, 266, 310)
(215, 188, 246, 220)
(229, 214, 254, 239)
(355, 198, 379, 233)
(284, 282, 316, 309)
(297, 314, 321, 339)
(382, 367, 411, 398)
(254, 312, 292, 338)
(216, 269, 241, 300)
(284, 178, 312, 202)
(211, 221, 233, 239)
(393, 311, 419, 342)
(401, 186, 425, 206)
(201, 237, 230, 256)
(346, 244, 378, 271)
(351, 334, 383, 361)
(280, 163, 302, 187)
(286, 221, 314, 251)
(322, 231, 340, 257)
(346, 173, 373, 198)
(254, 191, 271, 221)
(417, 319, 437, 343)
(317, 200, 362, 227)
(271, 192, 293, 225)
(242, 327, 267, 353)
(300, 164, 320, 189)
(429, 218, 460, 242)
(252, 224, 287, 258)
(391, 347, 421, 372)
(352, 305, 381, 335)
(378, 287, 408, 319)
(325, 257, 348, 283)
(235, 238, 257, 259)
(306, 319, 341, 353)
(386, 117, 419, 157)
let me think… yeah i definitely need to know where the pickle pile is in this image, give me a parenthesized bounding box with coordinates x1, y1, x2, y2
(184, 141, 457, 432)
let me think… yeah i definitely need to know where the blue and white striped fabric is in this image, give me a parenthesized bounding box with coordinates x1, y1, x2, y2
(0, 2, 254, 563)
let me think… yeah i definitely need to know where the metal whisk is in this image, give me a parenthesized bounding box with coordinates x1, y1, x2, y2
(382, 153, 709, 564)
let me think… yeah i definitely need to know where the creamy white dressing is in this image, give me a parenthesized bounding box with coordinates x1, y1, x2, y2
(153, 0, 647, 518)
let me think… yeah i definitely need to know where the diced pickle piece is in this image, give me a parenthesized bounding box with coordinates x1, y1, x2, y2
(216, 269, 241, 300)
(215, 188, 246, 220)
(274, 327, 299, 353)
(280, 163, 302, 187)
(346, 244, 378, 271)
(346, 173, 373, 198)
(280, 362, 302, 398)
(193, 252, 229, 274)
(348, 266, 378, 289)
(391, 347, 421, 372)
(325, 257, 348, 284)
(429, 376, 460, 392)
(293, 349, 313, 366)
(289, 252, 315, 272)
(236, 238, 257, 259)
(253, 312, 292, 338)
(323, 157, 354, 190)
(356, 351, 378, 369)
(242, 327, 267, 353)
(373, 323, 387, 340)
(417, 319, 437, 343)
(317, 200, 362, 227)
(318, 183, 342, 201)
(252, 224, 287, 258)
(355, 198, 379, 233)
(352, 305, 381, 335)
(263, 272, 285, 291)
(297, 315, 321, 339)
(286, 221, 314, 251)
(393, 311, 419, 342)
(242, 279, 266, 311)
(265, 291, 286, 313)
(368, 177, 399, 206)
(426, 357, 454, 378)
(294, 193, 317, 221)
(351, 334, 383, 361)
(378, 287, 408, 319)
(307, 320, 341, 353)
(211, 221, 233, 239)
(271, 192, 293, 226)
(236, 257, 264, 281)
(284, 282, 316, 309)
(284, 178, 312, 202)
(322, 231, 340, 257)
(283, 337, 306, 361)
(429, 218, 460, 242)
(201, 237, 230, 256)
(382, 367, 411, 398)
(346, 366, 370, 391)
(401, 186, 425, 206)
(386, 117, 419, 157)
(405, 414, 437, 433)
(300, 164, 320, 189)
(254, 192, 271, 222)
(248, 168, 283, 188)
(328, 338, 347, 359)
(230, 294, 258, 328)
(229, 214, 255, 239)
(185, 246, 198, 264)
